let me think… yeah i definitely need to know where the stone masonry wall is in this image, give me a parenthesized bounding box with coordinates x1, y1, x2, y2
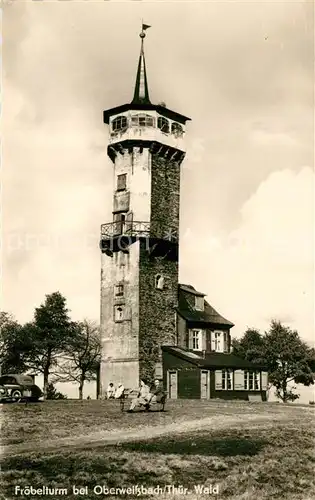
(150, 154, 181, 239)
(138, 242, 178, 383)
(138, 153, 183, 383)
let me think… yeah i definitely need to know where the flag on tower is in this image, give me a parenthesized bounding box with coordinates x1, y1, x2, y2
(142, 24, 151, 31)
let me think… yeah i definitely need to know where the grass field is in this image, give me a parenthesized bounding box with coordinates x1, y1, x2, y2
(1, 400, 314, 499)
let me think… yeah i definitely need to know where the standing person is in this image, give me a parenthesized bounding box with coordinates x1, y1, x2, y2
(127, 380, 150, 412)
(106, 382, 115, 399)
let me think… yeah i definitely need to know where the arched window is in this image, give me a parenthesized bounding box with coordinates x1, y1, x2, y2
(112, 115, 128, 132)
(171, 122, 183, 137)
(131, 114, 155, 127)
(157, 116, 170, 133)
(114, 306, 124, 322)
(155, 274, 165, 290)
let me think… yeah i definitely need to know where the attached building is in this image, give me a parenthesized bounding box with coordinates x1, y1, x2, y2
(161, 284, 268, 401)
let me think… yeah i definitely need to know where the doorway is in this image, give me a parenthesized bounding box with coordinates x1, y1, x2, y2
(200, 370, 210, 399)
(168, 371, 178, 399)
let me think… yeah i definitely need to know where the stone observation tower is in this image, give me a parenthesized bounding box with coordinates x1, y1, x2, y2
(99, 25, 190, 394)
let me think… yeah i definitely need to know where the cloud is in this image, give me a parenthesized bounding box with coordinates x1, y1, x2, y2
(180, 167, 314, 344)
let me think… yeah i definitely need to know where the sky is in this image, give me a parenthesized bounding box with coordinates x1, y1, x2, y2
(2, 0, 314, 354)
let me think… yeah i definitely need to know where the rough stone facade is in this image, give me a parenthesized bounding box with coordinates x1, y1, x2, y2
(138, 244, 178, 383)
(150, 154, 181, 238)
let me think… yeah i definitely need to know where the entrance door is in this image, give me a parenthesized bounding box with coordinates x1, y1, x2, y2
(168, 371, 178, 399)
(200, 370, 210, 399)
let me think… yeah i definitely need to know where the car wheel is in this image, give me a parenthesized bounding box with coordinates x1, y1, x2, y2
(11, 389, 22, 402)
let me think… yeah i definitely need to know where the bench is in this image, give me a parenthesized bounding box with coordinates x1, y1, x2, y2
(118, 389, 167, 412)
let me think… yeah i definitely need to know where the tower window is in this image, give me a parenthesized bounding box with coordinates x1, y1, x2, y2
(113, 213, 125, 235)
(155, 274, 165, 290)
(131, 114, 155, 127)
(117, 174, 127, 191)
(112, 115, 127, 132)
(171, 122, 183, 137)
(157, 116, 170, 133)
(114, 283, 124, 297)
(114, 305, 124, 322)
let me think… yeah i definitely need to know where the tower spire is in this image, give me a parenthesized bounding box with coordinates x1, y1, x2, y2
(131, 23, 151, 105)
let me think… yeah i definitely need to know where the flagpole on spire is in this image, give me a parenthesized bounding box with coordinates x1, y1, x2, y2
(131, 22, 151, 104)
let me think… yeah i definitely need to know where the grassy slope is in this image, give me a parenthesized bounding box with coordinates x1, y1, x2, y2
(1, 400, 314, 500)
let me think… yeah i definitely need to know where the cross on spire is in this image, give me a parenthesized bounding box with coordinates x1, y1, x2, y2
(131, 23, 151, 105)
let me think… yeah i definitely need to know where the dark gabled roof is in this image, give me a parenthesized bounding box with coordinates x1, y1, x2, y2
(180, 284, 205, 296)
(178, 284, 234, 328)
(162, 346, 267, 370)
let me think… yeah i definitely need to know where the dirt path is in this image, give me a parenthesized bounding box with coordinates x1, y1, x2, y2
(2, 412, 292, 458)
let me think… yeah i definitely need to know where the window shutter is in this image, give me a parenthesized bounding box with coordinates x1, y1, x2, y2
(261, 371, 268, 390)
(188, 330, 193, 350)
(223, 332, 228, 352)
(215, 370, 222, 390)
(234, 370, 244, 390)
(201, 331, 206, 351)
(125, 211, 133, 234)
(124, 306, 132, 321)
(211, 332, 216, 351)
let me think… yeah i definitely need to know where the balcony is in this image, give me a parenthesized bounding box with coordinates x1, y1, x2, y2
(100, 221, 179, 259)
(101, 221, 151, 239)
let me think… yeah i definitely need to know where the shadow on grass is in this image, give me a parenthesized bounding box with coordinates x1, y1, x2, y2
(119, 434, 267, 457)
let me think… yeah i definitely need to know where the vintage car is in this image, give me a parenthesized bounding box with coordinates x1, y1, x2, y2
(0, 374, 43, 402)
(0, 384, 10, 403)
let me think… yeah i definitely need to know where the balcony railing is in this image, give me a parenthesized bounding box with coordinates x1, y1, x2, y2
(101, 221, 150, 239)
(100, 221, 178, 242)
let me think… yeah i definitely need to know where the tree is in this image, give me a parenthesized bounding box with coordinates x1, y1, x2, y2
(46, 383, 67, 400)
(234, 320, 314, 402)
(264, 320, 314, 402)
(0, 312, 29, 374)
(22, 292, 76, 399)
(53, 319, 101, 400)
(232, 328, 266, 365)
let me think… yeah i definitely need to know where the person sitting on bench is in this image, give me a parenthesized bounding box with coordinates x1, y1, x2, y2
(146, 379, 164, 406)
(114, 383, 124, 399)
(127, 379, 150, 412)
(106, 382, 115, 399)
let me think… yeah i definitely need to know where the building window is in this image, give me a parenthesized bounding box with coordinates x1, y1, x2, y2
(155, 275, 165, 290)
(244, 370, 260, 391)
(222, 369, 233, 390)
(131, 114, 155, 127)
(214, 331, 223, 353)
(194, 296, 204, 311)
(157, 116, 170, 133)
(192, 330, 201, 351)
(215, 369, 233, 390)
(112, 115, 127, 132)
(117, 174, 127, 191)
(171, 122, 183, 137)
(114, 283, 124, 297)
(114, 306, 124, 322)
